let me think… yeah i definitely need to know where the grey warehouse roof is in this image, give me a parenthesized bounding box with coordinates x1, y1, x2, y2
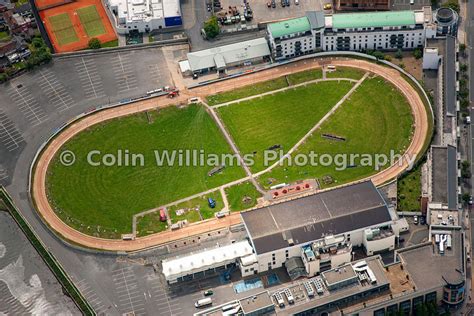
(186, 38, 270, 72)
(431, 145, 457, 209)
(241, 181, 392, 254)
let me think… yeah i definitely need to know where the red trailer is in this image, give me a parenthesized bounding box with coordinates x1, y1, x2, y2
(159, 208, 167, 222)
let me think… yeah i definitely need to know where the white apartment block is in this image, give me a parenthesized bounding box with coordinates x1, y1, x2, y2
(267, 8, 439, 60)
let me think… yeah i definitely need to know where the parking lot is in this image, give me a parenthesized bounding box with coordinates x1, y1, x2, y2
(217, 0, 324, 24)
(0, 110, 25, 153)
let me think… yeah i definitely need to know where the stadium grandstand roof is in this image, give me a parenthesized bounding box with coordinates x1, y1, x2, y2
(241, 181, 393, 254)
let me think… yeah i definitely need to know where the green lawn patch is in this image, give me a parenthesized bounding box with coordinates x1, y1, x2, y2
(225, 182, 262, 212)
(327, 66, 365, 80)
(77, 5, 106, 37)
(169, 191, 224, 222)
(136, 213, 168, 237)
(101, 39, 118, 48)
(287, 68, 323, 85)
(47, 104, 245, 238)
(0, 31, 10, 41)
(206, 77, 288, 106)
(49, 13, 78, 45)
(397, 163, 422, 212)
(218, 80, 354, 172)
(260, 77, 414, 189)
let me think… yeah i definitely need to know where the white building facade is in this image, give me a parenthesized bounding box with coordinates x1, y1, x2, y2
(267, 8, 438, 60)
(107, 0, 182, 34)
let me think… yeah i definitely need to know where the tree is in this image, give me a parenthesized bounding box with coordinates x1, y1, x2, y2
(203, 16, 220, 39)
(442, 0, 460, 12)
(372, 50, 384, 60)
(413, 48, 423, 59)
(0, 73, 8, 83)
(460, 43, 466, 55)
(395, 49, 403, 60)
(460, 63, 468, 72)
(32, 37, 43, 48)
(462, 193, 471, 204)
(88, 38, 101, 49)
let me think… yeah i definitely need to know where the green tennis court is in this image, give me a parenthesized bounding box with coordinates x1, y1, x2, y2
(77, 5, 106, 37)
(49, 13, 78, 46)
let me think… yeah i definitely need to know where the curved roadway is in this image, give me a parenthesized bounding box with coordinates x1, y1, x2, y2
(32, 58, 430, 251)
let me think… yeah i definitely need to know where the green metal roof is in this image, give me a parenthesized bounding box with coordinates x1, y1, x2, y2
(332, 11, 416, 29)
(268, 17, 311, 38)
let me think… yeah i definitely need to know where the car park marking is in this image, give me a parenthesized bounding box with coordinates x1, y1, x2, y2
(0, 169, 8, 182)
(75, 279, 109, 315)
(112, 267, 146, 315)
(111, 53, 138, 92)
(37, 69, 75, 111)
(0, 111, 24, 151)
(148, 64, 163, 84)
(7, 83, 46, 126)
(148, 277, 184, 316)
(75, 58, 106, 99)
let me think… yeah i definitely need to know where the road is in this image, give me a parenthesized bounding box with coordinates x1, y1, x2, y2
(31, 58, 431, 251)
(467, 0, 474, 308)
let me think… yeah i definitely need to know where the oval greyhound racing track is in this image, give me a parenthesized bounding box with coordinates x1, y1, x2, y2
(32, 58, 430, 251)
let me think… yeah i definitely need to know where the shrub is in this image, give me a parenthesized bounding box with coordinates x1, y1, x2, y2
(88, 38, 101, 49)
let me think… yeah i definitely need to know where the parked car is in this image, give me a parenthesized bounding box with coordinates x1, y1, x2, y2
(413, 215, 419, 225)
(420, 216, 426, 225)
(271, 0, 276, 7)
(295, 0, 299, 4)
(203, 290, 214, 296)
(323, 3, 332, 9)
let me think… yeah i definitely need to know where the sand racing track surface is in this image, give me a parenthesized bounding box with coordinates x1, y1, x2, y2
(32, 58, 430, 251)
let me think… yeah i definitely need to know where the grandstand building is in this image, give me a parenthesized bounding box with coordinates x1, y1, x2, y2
(267, 8, 439, 60)
(106, 0, 181, 34)
(162, 181, 407, 283)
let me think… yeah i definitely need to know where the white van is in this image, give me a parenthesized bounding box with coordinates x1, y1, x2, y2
(195, 297, 212, 308)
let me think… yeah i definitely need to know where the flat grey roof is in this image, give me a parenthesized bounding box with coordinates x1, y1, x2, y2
(444, 35, 456, 117)
(186, 38, 270, 72)
(241, 181, 392, 254)
(431, 145, 457, 209)
(239, 291, 274, 314)
(322, 264, 357, 286)
(306, 11, 325, 30)
(398, 230, 464, 289)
